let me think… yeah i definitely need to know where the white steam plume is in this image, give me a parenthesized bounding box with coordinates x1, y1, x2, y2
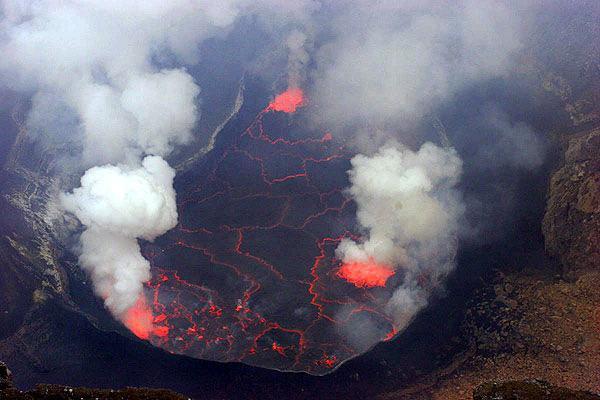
(0, 1, 243, 329)
(0, 1, 209, 328)
(317, 1, 533, 341)
(336, 142, 463, 329)
(61, 156, 177, 317)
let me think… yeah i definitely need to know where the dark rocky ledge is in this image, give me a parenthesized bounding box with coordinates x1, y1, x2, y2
(0, 361, 189, 400)
(1, 361, 13, 391)
(474, 380, 600, 400)
(4, 360, 600, 400)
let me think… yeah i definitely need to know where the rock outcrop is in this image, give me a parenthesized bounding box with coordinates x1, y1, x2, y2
(0, 361, 189, 400)
(543, 127, 600, 274)
(0, 361, 13, 390)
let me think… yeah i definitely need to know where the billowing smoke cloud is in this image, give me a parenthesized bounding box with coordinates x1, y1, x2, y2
(336, 143, 463, 329)
(312, 1, 536, 346)
(0, 1, 211, 332)
(0, 0, 322, 335)
(61, 156, 177, 317)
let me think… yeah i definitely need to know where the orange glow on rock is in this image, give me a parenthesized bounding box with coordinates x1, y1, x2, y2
(268, 87, 305, 113)
(337, 259, 395, 288)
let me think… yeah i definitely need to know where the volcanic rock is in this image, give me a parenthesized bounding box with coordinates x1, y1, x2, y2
(0, 385, 189, 400)
(0, 361, 13, 390)
(543, 127, 600, 274)
(473, 380, 600, 400)
(0, 362, 189, 400)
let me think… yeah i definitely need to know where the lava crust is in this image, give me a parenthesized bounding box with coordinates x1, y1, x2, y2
(138, 92, 400, 374)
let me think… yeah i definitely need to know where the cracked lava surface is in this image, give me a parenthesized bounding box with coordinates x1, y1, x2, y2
(136, 89, 402, 375)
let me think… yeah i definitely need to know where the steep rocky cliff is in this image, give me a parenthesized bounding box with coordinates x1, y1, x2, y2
(543, 127, 600, 274)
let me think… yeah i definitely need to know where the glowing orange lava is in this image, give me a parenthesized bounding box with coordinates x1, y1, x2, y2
(123, 296, 169, 339)
(153, 325, 170, 338)
(123, 297, 154, 339)
(337, 259, 395, 288)
(268, 87, 305, 113)
(134, 95, 401, 373)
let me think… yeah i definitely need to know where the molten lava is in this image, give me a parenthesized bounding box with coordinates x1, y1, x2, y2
(133, 93, 400, 374)
(268, 87, 305, 113)
(337, 259, 395, 288)
(123, 297, 169, 339)
(123, 297, 154, 339)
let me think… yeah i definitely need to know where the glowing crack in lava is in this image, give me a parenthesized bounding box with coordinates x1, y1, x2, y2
(134, 89, 404, 374)
(337, 259, 395, 288)
(267, 87, 305, 113)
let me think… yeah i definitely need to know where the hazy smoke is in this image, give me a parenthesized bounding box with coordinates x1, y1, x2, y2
(311, 0, 524, 130)
(336, 143, 463, 328)
(0, 2, 229, 166)
(469, 105, 545, 171)
(285, 29, 310, 88)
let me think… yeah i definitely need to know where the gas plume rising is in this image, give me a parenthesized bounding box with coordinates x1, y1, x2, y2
(0, 0, 221, 334)
(336, 143, 463, 328)
(267, 29, 310, 114)
(309, 1, 535, 342)
(285, 29, 310, 89)
(61, 156, 177, 336)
